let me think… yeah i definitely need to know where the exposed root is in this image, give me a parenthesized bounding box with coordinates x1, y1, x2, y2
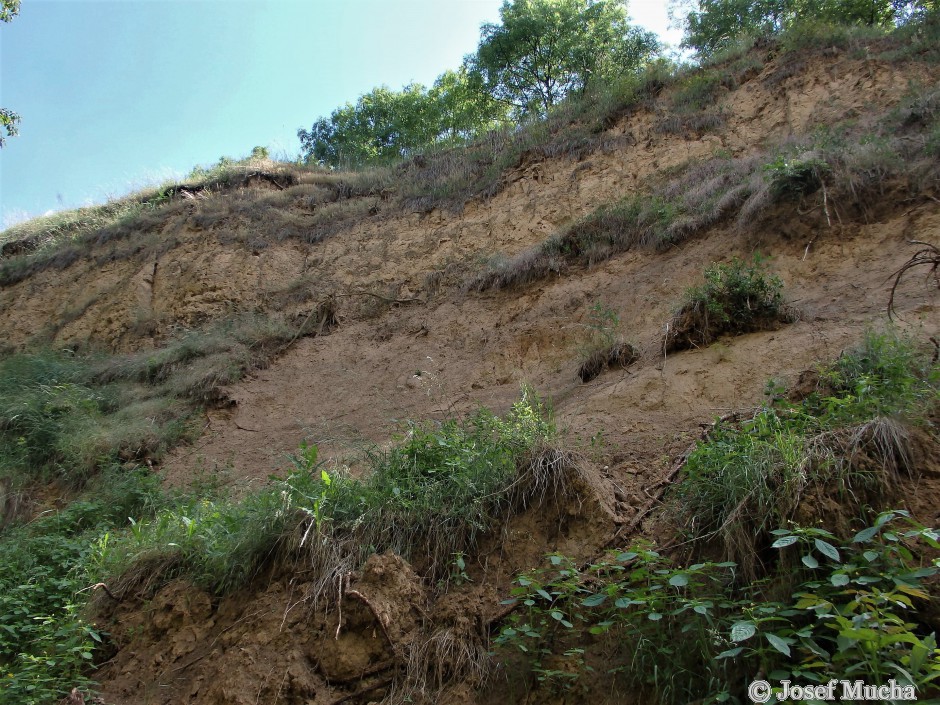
(887, 240, 940, 320)
(606, 411, 743, 548)
(297, 532, 359, 608)
(330, 678, 394, 705)
(663, 299, 794, 354)
(509, 442, 587, 510)
(92, 552, 182, 608)
(390, 627, 492, 704)
(345, 588, 395, 648)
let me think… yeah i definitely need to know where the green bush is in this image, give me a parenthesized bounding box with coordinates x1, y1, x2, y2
(664, 257, 787, 353)
(671, 71, 723, 112)
(674, 331, 939, 573)
(763, 153, 829, 197)
(0, 468, 163, 705)
(97, 387, 563, 597)
(497, 511, 940, 704)
(687, 257, 784, 328)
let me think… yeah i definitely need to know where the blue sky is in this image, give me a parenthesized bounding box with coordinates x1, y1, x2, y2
(0, 0, 678, 228)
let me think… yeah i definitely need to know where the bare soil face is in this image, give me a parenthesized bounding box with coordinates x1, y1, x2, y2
(3, 47, 939, 705)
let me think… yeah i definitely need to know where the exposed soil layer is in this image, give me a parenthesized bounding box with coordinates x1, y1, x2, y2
(2, 45, 939, 705)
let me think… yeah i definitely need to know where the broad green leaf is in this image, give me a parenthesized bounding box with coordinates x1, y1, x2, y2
(814, 538, 840, 562)
(830, 573, 850, 587)
(852, 525, 879, 543)
(730, 622, 756, 642)
(772, 535, 798, 548)
(766, 633, 792, 656)
(802, 554, 819, 569)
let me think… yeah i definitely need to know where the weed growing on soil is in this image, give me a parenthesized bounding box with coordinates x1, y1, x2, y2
(576, 303, 639, 383)
(674, 331, 939, 575)
(96, 387, 571, 598)
(469, 72, 940, 295)
(664, 257, 788, 353)
(0, 310, 326, 485)
(0, 468, 164, 705)
(497, 511, 940, 704)
(0, 351, 191, 487)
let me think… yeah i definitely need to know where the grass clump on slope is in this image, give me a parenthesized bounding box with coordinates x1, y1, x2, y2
(96, 386, 573, 598)
(675, 330, 939, 576)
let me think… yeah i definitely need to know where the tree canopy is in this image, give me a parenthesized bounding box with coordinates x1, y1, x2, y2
(298, 68, 506, 167)
(677, 0, 939, 57)
(468, 0, 659, 118)
(298, 0, 659, 166)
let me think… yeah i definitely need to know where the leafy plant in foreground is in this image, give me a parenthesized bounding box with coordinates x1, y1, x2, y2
(0, 468, 163, 705)
(497, 511, 940, 704)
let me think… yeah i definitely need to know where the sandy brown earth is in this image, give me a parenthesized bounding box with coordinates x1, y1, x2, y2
(3, 43, 940, 705)
(1, 48, 934, 352)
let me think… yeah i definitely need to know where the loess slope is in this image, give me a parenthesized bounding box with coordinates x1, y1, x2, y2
(2, 36, 940, 705)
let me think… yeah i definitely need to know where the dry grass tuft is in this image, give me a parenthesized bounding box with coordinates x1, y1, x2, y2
(392, 627, 493, 704)
(510, 442, 587, 511)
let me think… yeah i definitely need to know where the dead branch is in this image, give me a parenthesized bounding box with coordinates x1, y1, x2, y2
(325, 661, 397, 686)
(603, 411, 744, 549)
(78, 582, 120, 601)
(887, 241, 940, 320)
(275, 296, 338, 356)
(348, 289, 423, 305)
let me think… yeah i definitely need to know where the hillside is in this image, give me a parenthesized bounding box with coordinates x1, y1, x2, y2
(2, 22, 940, 705)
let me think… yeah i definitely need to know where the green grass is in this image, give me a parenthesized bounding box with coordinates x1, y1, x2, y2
(0, 156, 288, 277)
(0, 387, 566, 701)
(674, 331, 939, 576)
(0, 468, 164, 705)
(0, 311, 327, 703)
(94, 386, 569, 599)
(0, 351, 190, 487)
(0, 312, 318, 496)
